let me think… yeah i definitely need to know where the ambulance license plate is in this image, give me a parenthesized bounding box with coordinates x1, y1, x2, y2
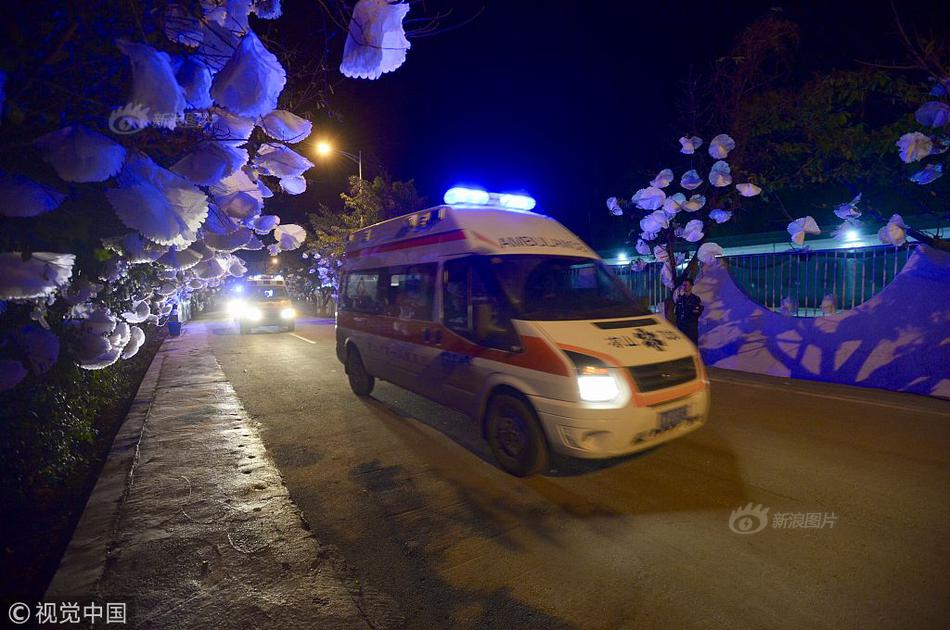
(658, 406, 689, 431)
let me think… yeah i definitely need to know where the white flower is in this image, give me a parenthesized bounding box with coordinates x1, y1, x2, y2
(834, 193, 862, 219)
(340, 0, 411, 80)
(683, 194, 706, 212)
(606, 196, 622, 216)
(915, 101, 950, 128)
(682, 219, 704, 242)
(107, 154, 209, 248)
(194, 256, 230, 279)
(736, 182, 762, 197)
(252, 0, 282, 20)
(204, 226, 253, 252)
(878, 214, 908, 246)
(171, 142, 248, 187)
(157, 246, 204, 270)
(0, 252, 75, 300)
(708, 208, 732, 224)
(260, 110, 313, 143)
(708, 134, 736, 159)
(211, 169, 264, 219)
(662, 193, 685, 215)
(909, 163, 943, 185)
(640, 210, 668, 234)
(253, 143, 314, 178)
(660, 263, 675, 289)
(279, 175, 307, 195)
(209, 109, 255, 145)
(632, 186, 666, 211)
(121, 326, 146, 359)
(708, 160, 732, 187)
(274, 223, 306, 250)
(0, 172, 66, 218)
(176, 56, 213, 109)
(678, 135, 703, 154)
(680, 169, 702, 190)
(267, 243, 281, 256)
(116, 40, 186, 129)
(635, 239, 651, 255)
(250, 214, 280, 234)
(122, 299, 151, 324)
(787, 216, 820, 246)
(650, 168, 674, 188)
(211, 31, 287, 118)
(652, 245, 669, 262)
(35, 125, 127, 183)
(697, 242, 724, 264)
(896, 132, 933, 163)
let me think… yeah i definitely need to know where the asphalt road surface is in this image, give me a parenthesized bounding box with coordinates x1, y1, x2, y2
(205, 315, 950, 630)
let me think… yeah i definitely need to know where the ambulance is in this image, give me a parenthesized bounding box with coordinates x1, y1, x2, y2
(336, 188, 709, 476)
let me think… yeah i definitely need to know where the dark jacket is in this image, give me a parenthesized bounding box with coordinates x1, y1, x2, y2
(674, 293, 703, 326)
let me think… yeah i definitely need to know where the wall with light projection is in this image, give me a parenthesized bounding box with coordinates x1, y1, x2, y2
(694, 245, 950, 398)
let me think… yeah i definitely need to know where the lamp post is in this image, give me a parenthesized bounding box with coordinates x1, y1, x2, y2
(315, 140, 362, 180)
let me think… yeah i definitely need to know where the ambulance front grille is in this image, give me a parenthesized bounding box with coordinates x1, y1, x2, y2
(628, 357, 696, 392)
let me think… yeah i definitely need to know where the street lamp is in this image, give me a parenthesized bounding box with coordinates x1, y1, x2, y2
(315, 140, 362, 180)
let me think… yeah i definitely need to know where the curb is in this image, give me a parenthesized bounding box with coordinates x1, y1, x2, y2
(44, 338, 168, 599)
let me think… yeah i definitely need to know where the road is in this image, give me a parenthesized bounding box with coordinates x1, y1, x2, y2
(204, 315, 950, 630)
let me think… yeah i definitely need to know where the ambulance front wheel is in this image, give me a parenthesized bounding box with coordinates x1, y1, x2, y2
(346, 347, 375, 396)
(486, 393, 549, 477)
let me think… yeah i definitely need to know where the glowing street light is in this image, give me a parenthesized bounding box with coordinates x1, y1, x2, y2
(314, 139, 362, 180)
(270, 256, 279, 264)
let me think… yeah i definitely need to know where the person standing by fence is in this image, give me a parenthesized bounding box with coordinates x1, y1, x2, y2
(674, 279, 703, 346)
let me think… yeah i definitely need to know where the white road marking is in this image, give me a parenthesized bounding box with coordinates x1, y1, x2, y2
(709, 375, 950, 416)
(289, 333, 316, 344)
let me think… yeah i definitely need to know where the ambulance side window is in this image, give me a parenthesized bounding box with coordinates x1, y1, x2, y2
(387, 264, 436, 321)
(341, 270, 383, 314)
(442, 258, 519, 351)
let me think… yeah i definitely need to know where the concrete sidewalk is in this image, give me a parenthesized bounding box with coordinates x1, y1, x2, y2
(46, 323, 401, 629)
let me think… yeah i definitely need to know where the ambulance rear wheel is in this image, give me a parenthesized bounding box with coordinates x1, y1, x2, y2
(346, 348, 374, 396)
(486, 393, 549, 477)
(283, 322, 295, 332)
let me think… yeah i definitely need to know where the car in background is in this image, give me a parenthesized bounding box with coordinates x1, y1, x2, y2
(227, 275, 297, 334)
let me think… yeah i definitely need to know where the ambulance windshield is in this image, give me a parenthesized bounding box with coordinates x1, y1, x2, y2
(486, 255, 650, 321)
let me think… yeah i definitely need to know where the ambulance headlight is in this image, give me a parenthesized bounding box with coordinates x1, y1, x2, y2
(565, 351, 621, 402)
(244, 306, 263, 321)
(227, 300, 244, 318)
(280, 307, 296, 319)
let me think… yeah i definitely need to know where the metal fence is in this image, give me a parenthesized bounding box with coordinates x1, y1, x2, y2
(722, 245, 915, 316)
(609, 245, 915, 317)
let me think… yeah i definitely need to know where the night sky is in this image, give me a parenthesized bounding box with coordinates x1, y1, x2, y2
(282, 0, 947, 249)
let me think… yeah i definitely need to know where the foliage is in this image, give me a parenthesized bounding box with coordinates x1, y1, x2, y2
(304, 175, 425, 303)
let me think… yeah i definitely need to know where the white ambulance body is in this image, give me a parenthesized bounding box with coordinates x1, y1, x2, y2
(336, 190, 709, 476)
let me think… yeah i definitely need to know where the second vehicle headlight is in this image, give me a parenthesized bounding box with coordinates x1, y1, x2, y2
(280, 307, 296, 319)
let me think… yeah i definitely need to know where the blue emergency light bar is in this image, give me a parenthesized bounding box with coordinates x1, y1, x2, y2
(443, 187, 537, 212)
